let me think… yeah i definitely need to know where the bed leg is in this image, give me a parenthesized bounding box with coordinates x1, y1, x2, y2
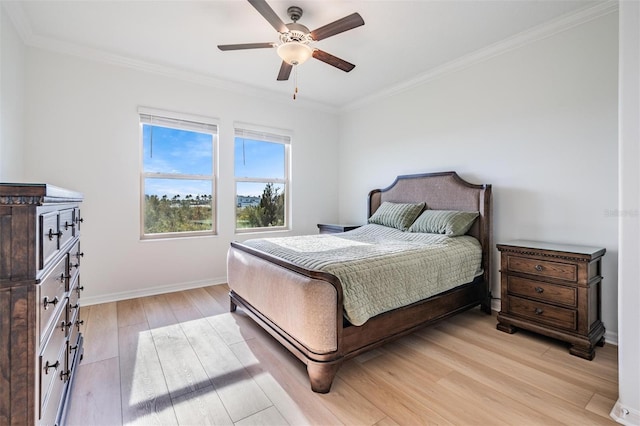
(229, 298, 237, 312)
(480, 300, 492, 315)
(307, 361, 341, 394)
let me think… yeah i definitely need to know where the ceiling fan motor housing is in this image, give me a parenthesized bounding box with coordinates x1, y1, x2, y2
(281, 23, 312, 44)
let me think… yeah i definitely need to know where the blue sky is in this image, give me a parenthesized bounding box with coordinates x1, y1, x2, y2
(143, 124, 285, 198)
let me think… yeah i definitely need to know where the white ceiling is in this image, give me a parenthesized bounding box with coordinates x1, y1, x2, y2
(4, 0, 611, 110)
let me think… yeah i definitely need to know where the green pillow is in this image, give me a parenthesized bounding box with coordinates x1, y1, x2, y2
(368, 201, 425, 231)
(408, 210, 479, 236)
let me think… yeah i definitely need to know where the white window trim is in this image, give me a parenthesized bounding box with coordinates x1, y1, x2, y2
(139, 107, 219, 240)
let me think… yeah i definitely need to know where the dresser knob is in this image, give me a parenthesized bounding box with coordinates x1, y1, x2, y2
(44, 360, 59, 374)
(534, 308, 544, 315)
(535, 264, 543, 272)
(535, 287, 544, 293)
(43, 296, 59, 310)
(48, 229, 63, 240)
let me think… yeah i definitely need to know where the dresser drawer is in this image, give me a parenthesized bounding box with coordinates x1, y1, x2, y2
(508, 296, 576, 331)
(507, 255, 577, 282)
(58, 208, 75, 250)
(39, 211, 60, 270)
(69, 276, 80, 318)
(39, 343, 66, 425)
(68, 240, 81, 289)
(507, 276, 577, 307)
(68, 307, 82, 372)
(39, 300, 68, 414)
(39, 256, 67, 341)
(73, 207, 82, 237)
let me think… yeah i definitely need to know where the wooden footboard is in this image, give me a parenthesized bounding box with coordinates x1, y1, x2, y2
(228, 241, 488, 393)
(227, 243, 344, 358)
(228, 243, 346, 393)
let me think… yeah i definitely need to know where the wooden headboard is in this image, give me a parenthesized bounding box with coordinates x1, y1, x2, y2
(368, 171, 493, 286)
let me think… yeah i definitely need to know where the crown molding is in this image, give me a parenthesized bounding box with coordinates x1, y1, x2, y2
(3, 1, 617, 114)
(1, 2, 338, 114)
(341, 0, 619, 112)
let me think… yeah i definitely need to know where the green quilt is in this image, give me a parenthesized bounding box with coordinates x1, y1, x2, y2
(242, 224, 483, 326)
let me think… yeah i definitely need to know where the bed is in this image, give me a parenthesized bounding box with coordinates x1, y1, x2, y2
(227, 171, 492, 393)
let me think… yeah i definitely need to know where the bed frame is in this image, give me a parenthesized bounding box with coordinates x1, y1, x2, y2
(227, 171, 492, 393)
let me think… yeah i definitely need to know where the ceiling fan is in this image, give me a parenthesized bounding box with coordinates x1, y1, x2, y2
(217, 0, 365, 82)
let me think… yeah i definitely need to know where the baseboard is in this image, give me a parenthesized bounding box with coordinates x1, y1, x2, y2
(491, 298, 501, 312)
(610, 400, 640, 425)
(80, 277, 228, 306)
(604, 330, 618, 346)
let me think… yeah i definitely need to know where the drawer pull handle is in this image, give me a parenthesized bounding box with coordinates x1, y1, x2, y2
(44, 360, 59, 374)
(70, 303, 79, 309)
(534, 308, 544, 315)
(70, 262, 80, 269)
(535, 264, 543, 272)
(77, 286, 85, 293)
(60, 320, 72, 331)
(75, 319, 85, 327)
(535, 287, 544, 293)
(43, 296, 59, 310)
(78, 251, 84, 258)
(48, 229, 63, 240)
(71, 344, 79, 351)
(60, 370, 70, 382)
(64, 221, 75, 230)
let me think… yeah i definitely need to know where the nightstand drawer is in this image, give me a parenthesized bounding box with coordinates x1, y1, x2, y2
(507, 276, 577, 307)
(508, 296, 576, 331)
(507, 256, 577, 282)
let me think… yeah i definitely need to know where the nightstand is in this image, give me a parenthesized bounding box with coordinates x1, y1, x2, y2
(317, 223, 361, 234)
(496, 240, 606, 360)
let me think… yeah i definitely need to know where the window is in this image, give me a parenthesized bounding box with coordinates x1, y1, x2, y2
(139, 108, 217, 238)
(234, 124, 290, 232)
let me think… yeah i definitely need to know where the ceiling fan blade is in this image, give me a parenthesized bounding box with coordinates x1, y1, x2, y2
(248, 0, 288, 33)
(312, 50, 355, 72)
(218, 42, 276, 51)
(277, 61, 293, 81)
(310, 13, 364, 41)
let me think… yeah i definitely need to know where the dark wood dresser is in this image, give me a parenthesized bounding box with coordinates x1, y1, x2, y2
(496, 240, 606, 360)
(317, 223, 361, 234)
(0, 184, 85, 425)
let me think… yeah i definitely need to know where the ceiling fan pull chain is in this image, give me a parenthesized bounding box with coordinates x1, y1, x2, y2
(293, 65, 298, 100)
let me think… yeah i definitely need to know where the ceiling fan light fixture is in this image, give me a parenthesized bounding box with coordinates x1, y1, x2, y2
(277, 42, 313, 65)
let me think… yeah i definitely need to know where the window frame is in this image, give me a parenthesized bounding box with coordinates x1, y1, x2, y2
(139, 107, 219, 240)
(234, 123, 291, 234)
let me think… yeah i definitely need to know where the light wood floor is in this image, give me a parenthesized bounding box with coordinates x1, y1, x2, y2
(66, 284, 618, 425)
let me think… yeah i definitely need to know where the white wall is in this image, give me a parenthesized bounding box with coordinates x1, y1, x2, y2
(338, 13, 619, 337)
(23, 48, 340, 303)
(611, 1, 640, 424)
(0, 6, 25, 181)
